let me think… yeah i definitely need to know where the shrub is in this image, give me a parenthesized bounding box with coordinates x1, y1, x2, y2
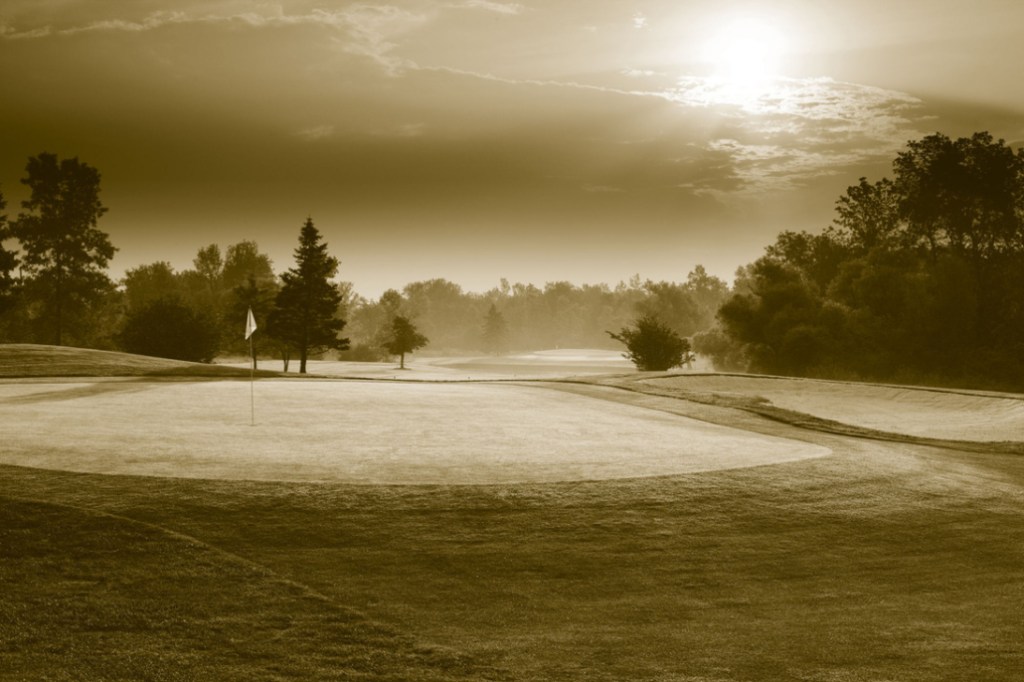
(608, 314, 690, 371)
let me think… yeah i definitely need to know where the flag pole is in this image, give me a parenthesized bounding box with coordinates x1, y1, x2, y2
(249, 331, 255, 426)
(245, 307, 257, 427)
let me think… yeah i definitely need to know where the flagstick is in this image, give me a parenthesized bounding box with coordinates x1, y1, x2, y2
(249, 332, 255, 426)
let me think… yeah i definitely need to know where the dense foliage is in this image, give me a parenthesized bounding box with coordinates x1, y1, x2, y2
(9, 154, 116, 346)
(710, 132, 1024, 389)
(118, 298, 220, 362)
(608, 315, 692, 371)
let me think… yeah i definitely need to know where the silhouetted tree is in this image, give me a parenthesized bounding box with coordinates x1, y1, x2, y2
(118, 298, 220, 362)
(268, 218, 349, 373)
(122, 262, 179, 312)
(0, 186, 18, 314)
(12, 153, 116, 345)
(383, 315, 428, 369)
(608, 314, 691, 371)
(481, 303, 509, 355)
(893, 132, 1024, 258)
(712, 131, 1024, 388)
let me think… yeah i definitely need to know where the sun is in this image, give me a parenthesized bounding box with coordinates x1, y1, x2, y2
(700, 16, 787, 102)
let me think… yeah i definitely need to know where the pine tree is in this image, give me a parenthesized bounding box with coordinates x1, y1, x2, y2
(268, 218, 349, 373)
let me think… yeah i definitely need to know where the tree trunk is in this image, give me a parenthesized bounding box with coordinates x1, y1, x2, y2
(300, 347, 308, 374)
(400, 352, 405, 369)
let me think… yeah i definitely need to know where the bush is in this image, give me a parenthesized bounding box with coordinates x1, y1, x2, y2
(119, 298, 220, 362)
(608, 315, 691, 371)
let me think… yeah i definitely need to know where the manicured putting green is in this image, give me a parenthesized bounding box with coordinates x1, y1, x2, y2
(0, 379, 827, 484)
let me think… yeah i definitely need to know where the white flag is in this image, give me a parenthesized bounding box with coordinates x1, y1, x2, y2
(245, 307, 257, 340)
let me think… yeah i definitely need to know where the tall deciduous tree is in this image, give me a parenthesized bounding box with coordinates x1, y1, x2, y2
(0, 186, 18, 313)
(268, 218, 348, 373)
(12, 153, 116, 345)
(382, 315, 428, 369)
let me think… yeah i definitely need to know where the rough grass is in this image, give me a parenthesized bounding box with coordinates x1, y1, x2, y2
(0, 344, 279, 378)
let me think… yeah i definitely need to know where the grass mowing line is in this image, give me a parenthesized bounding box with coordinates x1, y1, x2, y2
(0, 491, 509, 681)
(1, 491, 332, 603)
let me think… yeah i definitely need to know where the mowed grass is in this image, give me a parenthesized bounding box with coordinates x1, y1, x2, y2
(0, 496, 500, 681)
(2, 346, 1024, 680)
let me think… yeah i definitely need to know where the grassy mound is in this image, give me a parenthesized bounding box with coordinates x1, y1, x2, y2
(0, 344, 278, 378)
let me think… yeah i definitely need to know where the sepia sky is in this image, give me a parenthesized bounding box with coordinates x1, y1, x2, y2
(2, 0, 1023, 297)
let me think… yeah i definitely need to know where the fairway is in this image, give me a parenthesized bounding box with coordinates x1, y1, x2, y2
(0, 378, 827, 483)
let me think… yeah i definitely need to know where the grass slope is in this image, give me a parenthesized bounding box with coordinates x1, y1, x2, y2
(0, 344, 279, 378)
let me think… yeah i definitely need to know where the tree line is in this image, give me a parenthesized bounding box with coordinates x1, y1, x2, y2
(0, 152, 729, 372)
(6, 131, 1020, 389)
(697, 131, 1024, 390)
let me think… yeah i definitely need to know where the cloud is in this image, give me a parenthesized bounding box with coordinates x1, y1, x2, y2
(0, 5, 427, 73)
(295, 125, 336, 141)
(448, 1, 523, 15)
(658, 77, 925, 194)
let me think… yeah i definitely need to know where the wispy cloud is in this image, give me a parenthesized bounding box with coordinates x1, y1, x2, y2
(661, 77, 925, 194)
(448, 1, 523, 15)
(294, 125, 336, 141)
(0, 5, 428, 73)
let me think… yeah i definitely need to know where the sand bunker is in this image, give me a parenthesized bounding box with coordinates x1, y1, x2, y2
(643, 375, 1024, 443)
(0, 379, 827, 484)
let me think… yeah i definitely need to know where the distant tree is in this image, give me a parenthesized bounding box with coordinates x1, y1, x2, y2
(268, 218, 349, 373)
(222, 240, 274, 291)
(382, 315, 428, 369)
(122, 261, 179, 312)
(192, 244, 224, 289)
(481, 303, 509, 355)
(118, 298, 220, 362)
(636, 280, 701, 337)
(227, 273, 279, 368)
(608, 314, 691, 371)
(684, 265, 731, 330)
(12, 153, 116, 345)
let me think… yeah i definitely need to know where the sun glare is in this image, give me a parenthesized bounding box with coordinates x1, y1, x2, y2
(700, 16, 787, 103)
